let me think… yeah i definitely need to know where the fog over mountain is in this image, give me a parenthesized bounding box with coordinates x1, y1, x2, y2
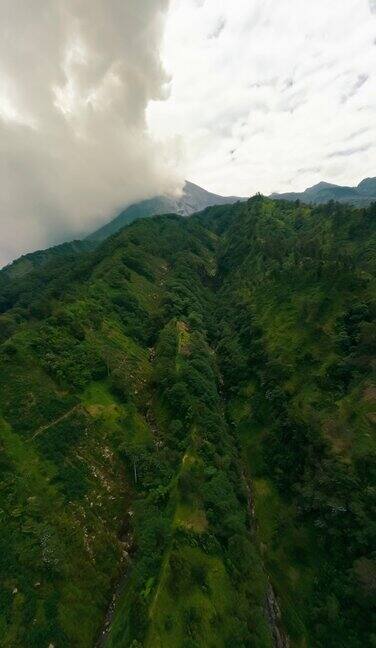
(0, 0, 182, 268)
(88, 180, 245, 241)
(1, 0, 376, 268)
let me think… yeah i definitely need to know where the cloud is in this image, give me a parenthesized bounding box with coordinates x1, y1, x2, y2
(327, 144, 372, 158)
(0, 0, 182, 267)
(297, 166, 322, 175)
(346, 127, 370, 140)
(148, 0, 376, 197)
(2, 1, 376, 267)
(341, 73, 369, 102)
(208, 18, 226, 39)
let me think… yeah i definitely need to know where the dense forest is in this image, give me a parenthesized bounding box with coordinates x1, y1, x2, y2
(0, 196, 374, 647)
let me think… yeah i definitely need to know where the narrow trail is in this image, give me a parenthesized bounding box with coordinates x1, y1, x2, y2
(30, 404, 81, 440)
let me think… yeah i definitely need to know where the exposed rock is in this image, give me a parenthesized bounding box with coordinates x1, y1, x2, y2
(265, 583, 290, 648)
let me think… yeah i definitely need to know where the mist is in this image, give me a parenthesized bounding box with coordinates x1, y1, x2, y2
(0, 0, 183, 267)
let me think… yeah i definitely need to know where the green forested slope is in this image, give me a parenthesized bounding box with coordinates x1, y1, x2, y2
(211, 197, 376, 647)
(0, 198, 374, 647)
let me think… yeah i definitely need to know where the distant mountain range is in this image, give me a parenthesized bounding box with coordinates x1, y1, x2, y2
(88, 180, 245, 241)
(271, 177, 376, 206)
(3, 176, 375, 278)
(90, 176, 376, 244)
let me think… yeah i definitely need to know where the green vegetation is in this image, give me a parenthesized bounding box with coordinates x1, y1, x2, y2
(0, 197, 375, 646)
(213, 197, 376, 647)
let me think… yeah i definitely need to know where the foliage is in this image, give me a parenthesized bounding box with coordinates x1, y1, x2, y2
(0, 197, 374, 646)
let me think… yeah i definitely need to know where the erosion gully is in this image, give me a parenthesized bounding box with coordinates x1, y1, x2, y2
(96, 332, 289, 647)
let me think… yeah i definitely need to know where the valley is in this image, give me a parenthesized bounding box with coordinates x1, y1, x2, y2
(0, 197, 374, 647)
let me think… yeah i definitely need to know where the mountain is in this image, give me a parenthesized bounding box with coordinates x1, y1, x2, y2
(271, 176, 376, 205)
(88, 180, 245, 241)
(0, 197, 375, 647)
(1, 239, 95, 280)
(0, 182, 243, 279)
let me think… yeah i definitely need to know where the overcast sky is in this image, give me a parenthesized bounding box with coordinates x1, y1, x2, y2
(0, 0, 182, 267)
(148, 0, 376, 197)
(1, 0, 376, 266)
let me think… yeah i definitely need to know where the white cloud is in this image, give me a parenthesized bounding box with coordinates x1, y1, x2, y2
(1, 1, 376, 266)
(0, 0, 183, 267)
(148, 0, 376, 197)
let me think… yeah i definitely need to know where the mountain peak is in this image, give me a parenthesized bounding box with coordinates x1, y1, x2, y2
(307, 181, 338, 190)
(357, 177, 376, 193)
(88, 181, 246, 242)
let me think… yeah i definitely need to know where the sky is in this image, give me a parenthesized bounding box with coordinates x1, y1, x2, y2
(0, 0, 376, 266)
(148, 0, 376, 197)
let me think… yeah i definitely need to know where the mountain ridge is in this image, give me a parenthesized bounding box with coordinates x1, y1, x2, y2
(2, 176, 375, 277)
(0, 182, 244, 277)
(271, 176, 376, 205)
(87, 180, 246, 242)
